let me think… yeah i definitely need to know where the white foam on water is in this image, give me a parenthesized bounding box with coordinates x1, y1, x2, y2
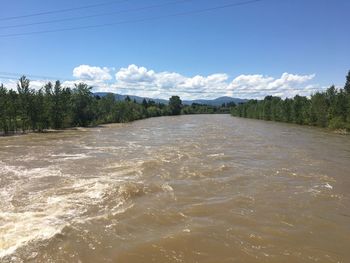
(0, 160, 144, 259)
(0, 187, 15, 211)
(51, 153, 90, 161)
(0, 180, 127, 259)
(162, 183, 174, 192)
(0, 161, 64, 179)
(307, 181, 334, 197)
(324, 183, 333, 189)
(207, 153, 225, 157)
(0, 210, 67, 258)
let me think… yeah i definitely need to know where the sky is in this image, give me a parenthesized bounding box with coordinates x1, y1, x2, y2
(0, 0, 349, 100)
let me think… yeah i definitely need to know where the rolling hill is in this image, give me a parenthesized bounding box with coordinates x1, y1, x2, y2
(94, 93, 246, 106)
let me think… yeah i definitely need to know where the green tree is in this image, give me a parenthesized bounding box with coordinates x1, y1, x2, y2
(71, 83, 95, 127)
(262, 96, 273, 120)
(310, 92, 328, 127)
(142, 98, 148, 108)
(7, 90, 18, 132)
(98, 93, 116, 123)
(0, 84, 9, 134)
(292, 95, 310, 125)
(344, 70, 350, 94)
(33, 89, 46, 131)
(343, 72, 350, 123)
(169, 96, 182, 115)
(51, 81, 65, 129)
(17, 76, 32, 132)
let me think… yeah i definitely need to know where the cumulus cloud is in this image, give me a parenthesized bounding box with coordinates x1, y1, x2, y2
(58, 64, 115, 93)
(0, 78, 49, 91)
(116, 64, 155, 83)
(111, 66, 320, 99)
(0, 64, 326, 100)
(112, 64, 229, 99)
(227, 72, 319, 99)
(73, 65, 112, 81)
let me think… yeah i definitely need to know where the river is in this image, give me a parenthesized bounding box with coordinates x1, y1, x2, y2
(0, 114, 349, 262)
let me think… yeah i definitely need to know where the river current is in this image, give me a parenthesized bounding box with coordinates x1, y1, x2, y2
(0, 115, 349, 262)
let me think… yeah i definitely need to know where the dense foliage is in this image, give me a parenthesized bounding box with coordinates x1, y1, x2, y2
(231, 71, 350, 131)
(0, 77, 233, 135)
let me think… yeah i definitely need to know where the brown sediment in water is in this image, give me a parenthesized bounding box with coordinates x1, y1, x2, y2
(0, 115, 350, 262)
(333, 128, 349, 135)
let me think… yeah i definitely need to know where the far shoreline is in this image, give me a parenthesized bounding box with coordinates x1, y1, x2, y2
(1, 114, 349, 138)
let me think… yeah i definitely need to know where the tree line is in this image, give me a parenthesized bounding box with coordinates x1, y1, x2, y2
(0, 76, 234, 135)
(231, 71, 350, 131)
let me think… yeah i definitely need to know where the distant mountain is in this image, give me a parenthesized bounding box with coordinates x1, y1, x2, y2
(94, 92, 168, 104)
(183, 96, 247, 106)
(94, 93, 246, 106)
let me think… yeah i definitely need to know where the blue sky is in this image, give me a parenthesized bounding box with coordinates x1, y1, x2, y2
(0, 0, 349, 99)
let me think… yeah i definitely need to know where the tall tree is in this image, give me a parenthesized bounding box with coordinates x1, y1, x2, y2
(71, 83, 95, 127)
(0, 84, 9, 134)
(51, 81, 65, 129)
(169, 96, 182, 115)
(344, 70, 350, 94)
(17, 76, 31, 131)
(142, 98, 148, 108)
(33, 89, 46, 131)
(7, 90, 18, 132)
(310, 92, 328, 127)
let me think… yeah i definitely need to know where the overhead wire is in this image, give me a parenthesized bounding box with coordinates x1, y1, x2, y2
(0, 72, 75, 81)
(0, 0, 192, 30)
(0, 0, 263, 95)
(0, 0, 131, 21)
(0, 0, 263, 38)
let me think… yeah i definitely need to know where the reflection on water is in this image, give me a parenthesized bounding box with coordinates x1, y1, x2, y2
(0, 115, 350, 262)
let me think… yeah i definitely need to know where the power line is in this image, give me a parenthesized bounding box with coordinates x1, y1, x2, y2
(0, 0, 191, 30)
(0, 72, 74, 81)
(0, 0, 131, 21)
(0, 0, 263, 38)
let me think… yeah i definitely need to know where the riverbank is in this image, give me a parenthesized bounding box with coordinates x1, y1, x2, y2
(334, 128, 349, 135)
(0, 110, 232, 137)
(231, 115, 350, 135)
(0, 127, 101, 137)
(1, 82, 232, 136)
(230, 73, 350, 133)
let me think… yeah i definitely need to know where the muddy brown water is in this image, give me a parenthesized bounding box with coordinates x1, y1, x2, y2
(0, 114, 350, 262)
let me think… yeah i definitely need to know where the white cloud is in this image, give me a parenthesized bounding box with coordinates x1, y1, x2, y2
(116, 64, 155, 83)
(227, 72, 319, 99)
(0, 65, 327, 100)
(73, 65, 112, 81)
(0, 79, 17, 90)
(155, 72, 184, 89)
(112, 66, 319, 99)
(112, 64, 229, 99)
(0, 78, 48, 91)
